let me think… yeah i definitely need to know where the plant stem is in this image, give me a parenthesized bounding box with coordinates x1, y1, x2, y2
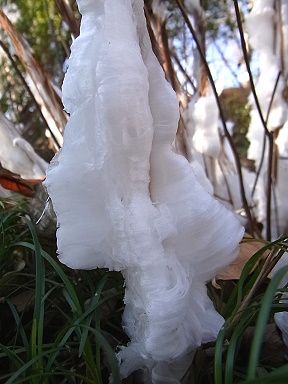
(175, 0, 256, 236)
(233, 0, 274, 240)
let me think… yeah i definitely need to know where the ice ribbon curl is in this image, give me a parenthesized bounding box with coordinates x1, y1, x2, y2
(46, 0, 244, 382)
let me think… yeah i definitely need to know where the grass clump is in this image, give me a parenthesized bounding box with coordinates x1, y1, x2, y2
(0, 199, 124, 384)
(1, 200, 288, 383)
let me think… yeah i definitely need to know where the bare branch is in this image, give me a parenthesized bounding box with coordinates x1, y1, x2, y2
(0, 40, 60, 151)
(55, 0, 80, 38)
(0, 9, 66, 146)
(233, 0, 274, 240)
(175, 0, 256, 236)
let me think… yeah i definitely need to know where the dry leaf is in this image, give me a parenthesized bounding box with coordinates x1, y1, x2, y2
(216, 236, 266, 281)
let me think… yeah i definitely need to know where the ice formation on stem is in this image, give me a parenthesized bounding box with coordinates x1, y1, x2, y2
(245, 0, 288, 348)
(184, 90, 253, 221)
(46, 0, 243, 382)
(0, 112, 47, 180)
(190, 93, 221, 158)
(246, 0, 288, 238)
(179, 1, 253, 220)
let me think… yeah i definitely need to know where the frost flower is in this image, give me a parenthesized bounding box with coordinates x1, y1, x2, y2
(46, 0, 243, 382)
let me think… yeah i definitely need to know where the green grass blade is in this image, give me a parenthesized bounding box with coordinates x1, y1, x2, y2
(234, 237, 287, 310)
(225, 311, 255, 384)
(4, 347, 67, 384)
(246, 266, 288, 380)
(25, 219, 45, 379)
(46, 326, 76, 371)
(78, 325, 121, 384)
(214, 326, 227, 384)
(15, 241, 82, 315)
(244, 364, 288, 383)
(6, 299, 29, 348)
(79, 275, 107, 357)
(8, 369, 97, 383)
(0, 344, 24, 369)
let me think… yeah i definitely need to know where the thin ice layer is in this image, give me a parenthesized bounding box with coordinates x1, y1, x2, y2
(46, 0, 243, 382)
(0, 112, 47, 180)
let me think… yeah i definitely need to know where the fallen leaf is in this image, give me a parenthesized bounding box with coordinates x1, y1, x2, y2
(216, 236, 266, 281)
(0, 167, 43, 197)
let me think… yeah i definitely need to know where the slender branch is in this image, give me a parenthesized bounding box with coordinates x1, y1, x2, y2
(144, 5, 190, 158)
(266, 140, 274, 241)
(0, 40, 60, 150)
(218, 157, 234, 206)
(0, 8, 66, 142)
(252, 71, 282, 197)
(232, 1, 271, 136)
(160, 21, 179, 92)
(55, 0, 80, 38)
(228, 245, 284, 333)
(233, 0, 274, 240)
(144, 5, 164, 66)
(272, 183, 280, 237)
(171, 50, 197, 92)
(213, 39, 241, 86)
(175, 0, 256, 236)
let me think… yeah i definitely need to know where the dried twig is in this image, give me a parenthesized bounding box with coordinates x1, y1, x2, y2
(55, 0, 80, 38)
(0, 9, 66, 146)
(171, 50, 197, 93)
(251, 71, 282, 198)
(175, 0, 256, 236)
(0, 40, 60, 150)
(233, 0, 274, 240)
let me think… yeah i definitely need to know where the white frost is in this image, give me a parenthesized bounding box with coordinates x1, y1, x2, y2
(246, 0, 288, 237)
(46, 0, 243, 382)
(190, 94, 221, 158)
(0, 112, 47, 180)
